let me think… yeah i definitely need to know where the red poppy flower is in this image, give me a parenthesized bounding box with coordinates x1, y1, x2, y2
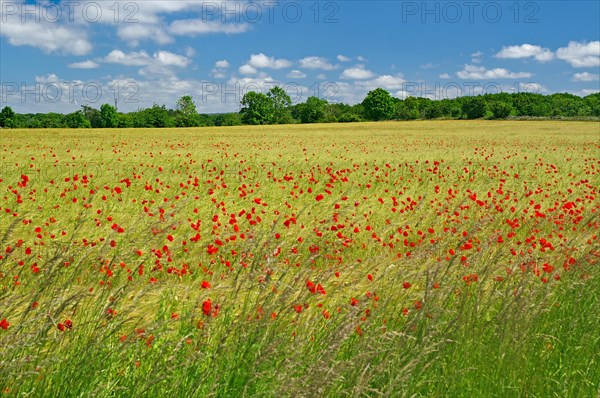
(202, 299, 212, 316)
(0, 318, 9, 330)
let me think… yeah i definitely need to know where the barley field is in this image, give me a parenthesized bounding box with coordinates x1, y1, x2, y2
(1, 121, 599, 397)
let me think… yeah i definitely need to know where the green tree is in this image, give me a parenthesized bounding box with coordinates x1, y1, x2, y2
(0, 106, 16, 128)
(395, 98, 420, 120)
(65, 110, 91, 128)
(584, 93, 600, 117)
(81, 105, 102, 128)
(214, 113, 242, 126)
(143, 103, 174, 127)
(436, 99, 463, 119)
(489, 101, 514, 119)
(295, 96, 328, 123)
(267, 86, 293, 124)
(99, 104, 118, 128)
(175, 95, 199, 127)
(240, 91, 274, 125)
(461, 96, 489, 119)
(362, 88, 395, 121)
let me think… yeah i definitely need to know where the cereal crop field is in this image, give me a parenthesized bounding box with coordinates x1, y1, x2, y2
(1, 121, 599, 397)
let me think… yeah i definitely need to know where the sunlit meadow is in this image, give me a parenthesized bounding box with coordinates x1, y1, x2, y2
(1, 121, 599, 397)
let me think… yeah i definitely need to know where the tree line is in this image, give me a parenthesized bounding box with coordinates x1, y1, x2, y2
(1, 88, 598, 129)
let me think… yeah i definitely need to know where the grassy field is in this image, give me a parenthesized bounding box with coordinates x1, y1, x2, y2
(1, 121, 599, 397)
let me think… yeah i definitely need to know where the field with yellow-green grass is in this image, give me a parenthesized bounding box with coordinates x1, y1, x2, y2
(1, 121, 599, 397)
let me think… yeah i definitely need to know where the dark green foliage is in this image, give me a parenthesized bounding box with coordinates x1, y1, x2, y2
(99, 104, 119, 128)
(5, 91, 599, 129)
(65, 110, 91, 128)
(267, 87, 293, 124)
(240, 91, 275, 125)
(213, 113, 242, 126)
(362, 88, 395, 121)
(175, 95, 201, 127)
(489, 101, 514, 119)
(0, 106, 16, 127)
(461, 96, 490, 119)
(292, 96, 328, 123)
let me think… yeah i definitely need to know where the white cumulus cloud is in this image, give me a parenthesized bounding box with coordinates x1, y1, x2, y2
(287, 70, 307, 79)
(496, 44, 554, 62)
(573, 72, 600, 82)
(340, 67, 375, 80)
(239, 64, 258, 75)
(247, 53, 292, 69)
(299, 56, 337, 70)
(169, 20, 250, 36)
(68, 60, 100, 69)
(556, 41, 600, 68)
(456, 64, 532, 79)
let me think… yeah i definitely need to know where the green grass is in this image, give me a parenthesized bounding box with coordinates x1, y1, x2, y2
(1, 121, 599, 397)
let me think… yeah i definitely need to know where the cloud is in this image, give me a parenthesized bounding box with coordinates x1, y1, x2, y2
(154, 51, 191, 67)
(356, 74, 405, 90)
(299, 56, 337, 70)
(239, 64, 258, 75)
(496, 44, 554, 62)
(471, 52, 484, 64)
(0, 10, 91, 55)
(104, 50, 152, 66)
(211, 69, 228, 79)
(456, 64, 532, 79)
(579, 89, 600, 96)
(420, 63, 439, 69)
(215, 60, 230, 68)
(337, 55, 351, 62)
(116, 2, 249, 44)
(68, 60, 100, 69)
(556, 41, 600, 67)
(184, 47, 196, 58)
(340, 67, 375, 80)
(439, 73, 451, 79)
(287, 70, 307, 79)
(116, 25, 173, 46)
(247, 53, 292, 69)
(102, 49, 190, 77)
(573, 72, 600, 82)
(169, 20, 250, 36)
(103, 50, 189, 67)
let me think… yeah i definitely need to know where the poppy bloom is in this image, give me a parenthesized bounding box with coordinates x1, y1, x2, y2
(306, 280, 316, 293)
(202, 299, 212, 316)
(0, 318, 9, 330)
(316, 283, 326, 295)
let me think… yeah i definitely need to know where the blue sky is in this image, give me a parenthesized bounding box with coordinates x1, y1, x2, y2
(1, 0, 599, 113)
